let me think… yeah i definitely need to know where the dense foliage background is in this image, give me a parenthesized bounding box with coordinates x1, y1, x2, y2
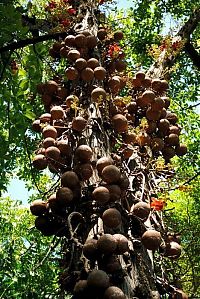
(0, 0, 199, 297)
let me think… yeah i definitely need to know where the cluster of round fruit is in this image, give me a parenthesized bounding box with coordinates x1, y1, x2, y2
(107, 71, 188, 162)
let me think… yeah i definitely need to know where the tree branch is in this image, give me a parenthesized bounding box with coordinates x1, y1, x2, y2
(0, 31, 68, 54)
(184, 41, 200, 70)
(147, 8, 200, 78)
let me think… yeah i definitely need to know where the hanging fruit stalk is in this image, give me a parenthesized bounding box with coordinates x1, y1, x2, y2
(30, 0, 188, 298)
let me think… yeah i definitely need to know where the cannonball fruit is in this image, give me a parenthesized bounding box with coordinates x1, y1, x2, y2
(97, 234, 117, 254)
(102, 208, 122, 228)
(61, 171, 80, 189)
(30, 200, 48, 216)
(96, 156, 113, 175)
(72, 116, 87, 132)
(104, 286, 126, 299)
(92, 186, 110, 204)
(112, 114, 128, 133)
(87, 270, 110, 290)
(33, 154, 47, 170)
(75, 145, 93, 162)
(83, 239, 99, 260)
(172, 289, 188, 299)
(114, 234, 129, 254)
(101, 165, 121, 184)
(132, 202, 151, 221)
(141, 230, 162, 251)
(91, 87, 106, 102)
(56, 187, 73, 206)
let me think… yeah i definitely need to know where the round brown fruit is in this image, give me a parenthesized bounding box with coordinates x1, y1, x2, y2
(57, 87, 68, 99)
(87, 35, 97, 48)
(158, 119, 170, 134)
(30, 200, 48, 216)
(160, 80, 169, 92)
(162, 146, 175, 160)
(175, 144, 187, 156)
(39, 113, 51, 123)
(132, 202, 151, 221)
(66, 95, 79, 108)
(96, 156, 113, 175)
(64, 35, 76, 47)
(43, 137, 55, 149)
(146, 107, 161, 121)
(150, 137, 164, 152)
(65, 67, 79, 80)
(73, 280, 88, 296)
(32, 120, 41, 132)
(151, 97, 165, 111)
(102, 208, 122, 228)
(78, 163, 93, 180)
(123, 132, 137, 144)
(92, 186, 110, 204)
(108, 76, 121, 93)
(97, 28, 107, 40)
(104, 286, 126, 299)
(56, 140, 71, 156)
(45, 80, 58, 95)
(72, 116, 87, 132)
(145, 121, 157, 134)
(141, 230, 162, 250)
(75, 58, 87, 71)
(118, 173, 129, 190)
(87, 270, 110, 290)
(141, 90, 156, 104)
(94, 66, 106, 80)
(135, 71, 145, 80)
(81, 67, 94, 81)
(114, 234, 129, 254)
(87, 58, 99, 69)
(50, 106, 64, 120)
(114, 31, 124, 41)
(75, 145, 93, 162)
(101, 255, 122, 274)
(172, 289, 188, 299)
(45, 146, 60, 160)
(164, 241, 181, 259)
(83, 238, 99, 260)
(91, 87, 106, 102)
(56, 187, 73, 206)
(151, 79, 162, 92)
(166, 112, 178, 124)
(126, 101, 138, 114)
(61, 171, 79, 189)
(67, 49, 81, 61)
(33, 154, 47, 170)
(169, 125, 181, 135)
(102, 165, 121, 184)
(165, 133, 179, 146)
(75, 33, 87, 48)
(59, 46, 69, 58)
(97, 234, 117, 254)
(142, 77, 152, 88)
(112, 114, 128, 133)
(115, 60, 127, 72)
(162, 96, 170, 109)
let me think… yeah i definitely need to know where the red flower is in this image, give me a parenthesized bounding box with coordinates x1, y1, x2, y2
(48, 1, 57, 9)
(60, 19, 70, 27)
(107, 43, 121, 58)
(150, 198, 166, 211)
(68, 8, 76, 15)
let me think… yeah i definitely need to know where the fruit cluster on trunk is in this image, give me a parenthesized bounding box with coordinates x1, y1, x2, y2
(30, 1, 188, 298)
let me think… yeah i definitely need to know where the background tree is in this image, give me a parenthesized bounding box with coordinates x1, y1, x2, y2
(0, 0, 199, 298)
